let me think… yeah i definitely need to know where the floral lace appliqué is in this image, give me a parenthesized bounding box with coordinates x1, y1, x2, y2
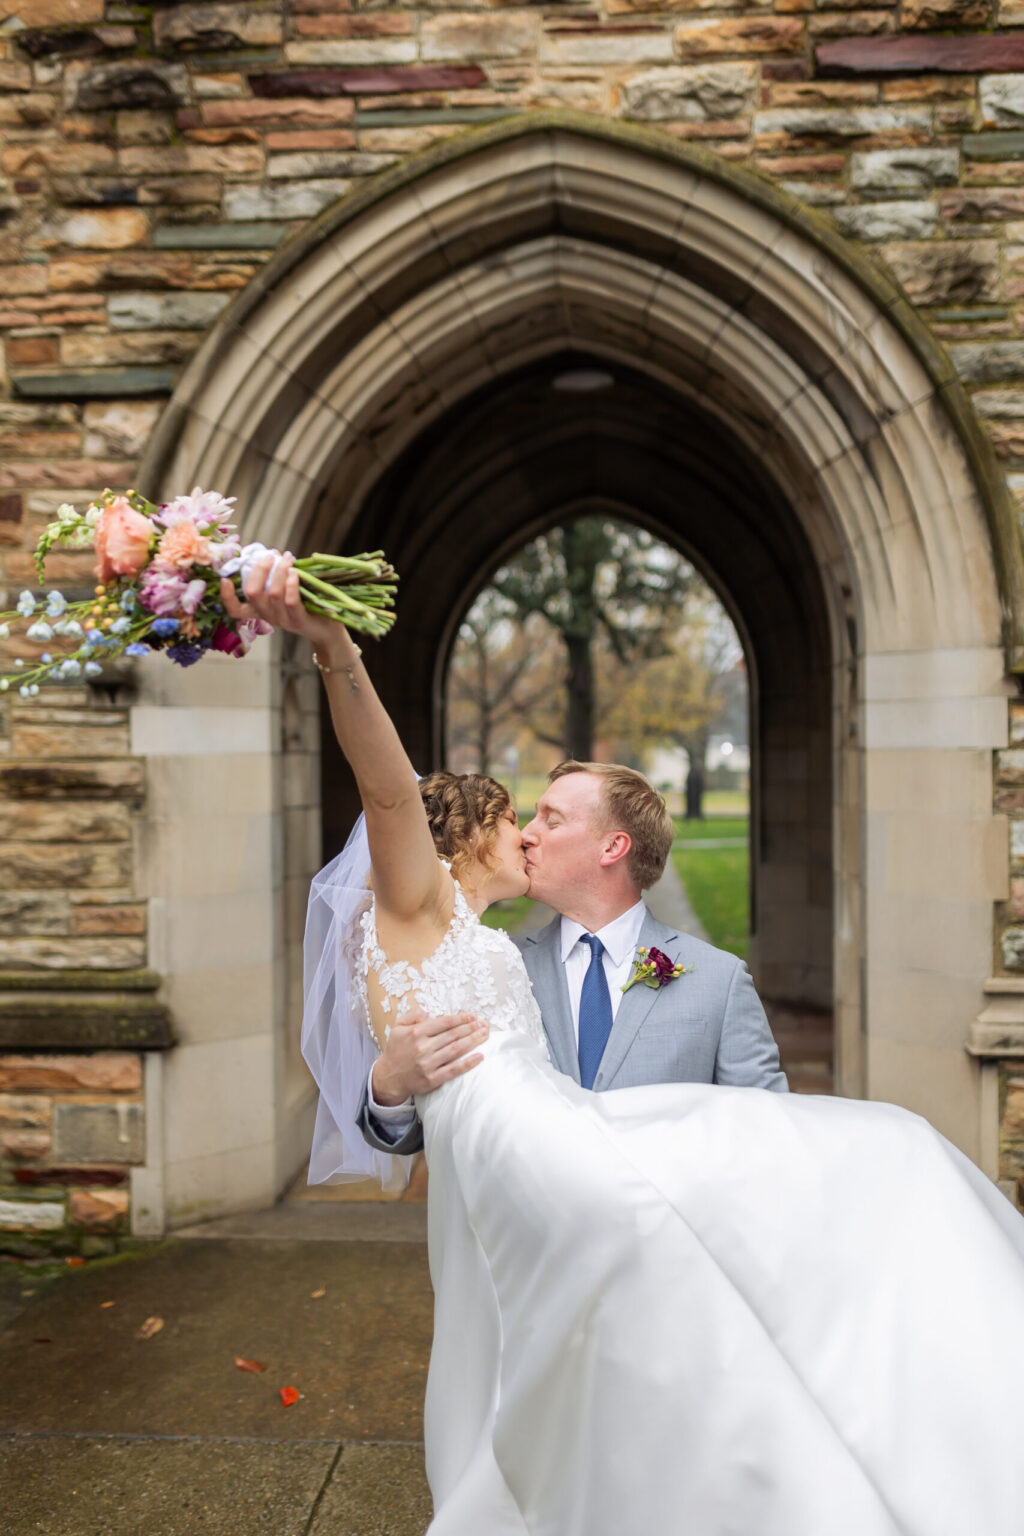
(356, 880, 548, 1057)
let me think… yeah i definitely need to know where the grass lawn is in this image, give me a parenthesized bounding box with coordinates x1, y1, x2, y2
(671, 815, 750, 959)
(481, 895, 535, 933)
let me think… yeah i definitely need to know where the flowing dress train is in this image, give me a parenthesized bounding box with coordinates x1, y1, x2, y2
(357, 885, 1024, 1536)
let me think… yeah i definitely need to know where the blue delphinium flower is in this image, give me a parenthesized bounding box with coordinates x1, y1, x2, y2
(45, 591, 66, 618)
(26, 620, 53, 643)
(84, 628, 102, 647)
(84, 661, 103, 677)
(40, 652, 52, 665)
(16, 591, 35, 618)
(166, 642, 207, 668)
(120, 590, 137, 612)
(124, 642, 148, 658)
(110, 616, 131, 636)
(151, 617, 180, 638)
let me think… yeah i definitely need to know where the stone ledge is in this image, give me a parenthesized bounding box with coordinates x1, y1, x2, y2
(966, 977, 1024, 1057)
(0, 971, 174, 1051)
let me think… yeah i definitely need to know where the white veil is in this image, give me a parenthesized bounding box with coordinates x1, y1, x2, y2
(301, 812, 408, 1187)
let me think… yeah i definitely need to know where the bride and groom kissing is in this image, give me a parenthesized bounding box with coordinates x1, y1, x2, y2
(359, 758, 788, 1154)
(228, 549, 1024, 1536)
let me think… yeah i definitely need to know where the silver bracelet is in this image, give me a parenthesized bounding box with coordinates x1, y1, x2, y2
(312, 645, 362, 693)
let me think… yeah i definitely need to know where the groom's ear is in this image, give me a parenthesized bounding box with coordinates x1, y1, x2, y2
(598, 831, 632, 868)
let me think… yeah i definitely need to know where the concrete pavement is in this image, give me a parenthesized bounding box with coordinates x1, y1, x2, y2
(0, 1212, 434, 1536)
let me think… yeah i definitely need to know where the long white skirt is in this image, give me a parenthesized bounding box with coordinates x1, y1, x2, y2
(418, 1031, 1024, 1536)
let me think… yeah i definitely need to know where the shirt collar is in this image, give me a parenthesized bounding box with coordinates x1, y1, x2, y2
(560, 899, 647, 967)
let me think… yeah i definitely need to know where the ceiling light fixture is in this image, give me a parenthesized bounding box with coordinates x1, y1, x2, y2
(551, 369, 615, 393)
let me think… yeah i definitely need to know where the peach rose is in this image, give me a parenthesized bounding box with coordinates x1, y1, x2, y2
(156, 520, 210, 572)
(93, 497, 154, 583)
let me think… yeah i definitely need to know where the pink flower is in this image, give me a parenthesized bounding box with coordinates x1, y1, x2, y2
(158, 486, 236, 532)
(93, 497, 153, 583)
(179, 579, 207, 616)
(204, 534, 241, 573)
(139, 564, 188, 616)
(238, 617, 272, 654)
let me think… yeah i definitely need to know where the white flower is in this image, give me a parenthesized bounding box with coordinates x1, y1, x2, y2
(220, 541, 270, 586)
(0, 624, 8, 640)
(84, 503, 102, 529)
(16, 591, 35, 618)
(57, 503, 78, 526)
(159, 485, 236, 531)
(0, 679, 7, 691)
(69, 526, 94, 548)
(26, 621, 54, 643)
(18, 684, 29, 698)
(28, 683, 38, 696)
(110, 616, 131, 635)
(61, 619, 84, 640)
(84, 661, 103, 677)
(61, 659, 82, 678)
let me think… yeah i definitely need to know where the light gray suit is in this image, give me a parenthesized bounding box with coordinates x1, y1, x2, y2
(358, 906, 787, 1157)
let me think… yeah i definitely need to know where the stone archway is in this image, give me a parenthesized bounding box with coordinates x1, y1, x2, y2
(138, 113, 1020, 1228)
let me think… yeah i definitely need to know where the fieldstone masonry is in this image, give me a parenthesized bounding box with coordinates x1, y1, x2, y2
(2, 0, 1024, 1236)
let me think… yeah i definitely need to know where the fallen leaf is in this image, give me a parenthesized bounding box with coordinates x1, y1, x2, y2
(32, 1337, 53, 1345)
(310, 1286, 326, 1299)
(137, 1315, 164, 1341)
(100, 1301, 115, 1309)
(234, 1356, 267, 1374)
(279, 1385, 301, 1408)
(65, 1256, 86, 1267)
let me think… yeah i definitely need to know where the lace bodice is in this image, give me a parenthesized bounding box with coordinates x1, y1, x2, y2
(355, 880, 549, 1057)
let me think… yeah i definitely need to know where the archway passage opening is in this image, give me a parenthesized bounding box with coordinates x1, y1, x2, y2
(319, 354, 836, 1089)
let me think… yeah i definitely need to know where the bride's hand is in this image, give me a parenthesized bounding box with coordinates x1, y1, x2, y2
(219, 549, 343, 653)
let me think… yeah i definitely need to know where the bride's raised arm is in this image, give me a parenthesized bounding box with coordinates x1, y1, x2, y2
(220, 549, 448, 926)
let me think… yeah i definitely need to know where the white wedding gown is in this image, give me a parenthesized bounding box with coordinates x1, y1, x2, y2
(359, 883, 1024, 1536)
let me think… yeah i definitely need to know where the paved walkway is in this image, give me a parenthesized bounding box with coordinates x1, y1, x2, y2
(0, 1213, 433, 1536)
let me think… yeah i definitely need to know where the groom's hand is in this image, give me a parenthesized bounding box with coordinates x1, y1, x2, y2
(371, 1011, 489, 1105)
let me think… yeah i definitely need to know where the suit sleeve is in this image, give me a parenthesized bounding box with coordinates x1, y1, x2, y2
(713, 959, 789, 1092)
(356, 1068, 426, 1155)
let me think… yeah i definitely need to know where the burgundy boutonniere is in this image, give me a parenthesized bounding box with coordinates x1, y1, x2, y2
(622, 945, 693, 994)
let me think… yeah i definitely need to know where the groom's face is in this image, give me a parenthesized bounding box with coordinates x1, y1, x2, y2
(521, 773, 607, 906)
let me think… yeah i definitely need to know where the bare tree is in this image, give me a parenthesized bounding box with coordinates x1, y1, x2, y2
(446, 591, 559, 774)
(491, 517, 695, 760)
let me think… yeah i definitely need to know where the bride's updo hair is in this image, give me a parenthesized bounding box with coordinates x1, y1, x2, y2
(419, 771, 512, 886)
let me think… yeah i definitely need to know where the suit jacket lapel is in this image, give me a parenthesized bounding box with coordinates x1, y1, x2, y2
(520, 917, 580, 1084)
(596, 911, 684, 1085)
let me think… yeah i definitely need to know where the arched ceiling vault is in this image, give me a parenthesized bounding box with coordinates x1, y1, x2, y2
(140, 111, 1021, 669)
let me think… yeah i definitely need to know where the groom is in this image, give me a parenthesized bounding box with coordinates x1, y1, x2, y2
(359, 761, 787, 1153)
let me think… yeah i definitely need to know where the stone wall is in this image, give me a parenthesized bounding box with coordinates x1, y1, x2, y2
(3, 0, 1024, 1224)
(0, 1050, 142, 1256)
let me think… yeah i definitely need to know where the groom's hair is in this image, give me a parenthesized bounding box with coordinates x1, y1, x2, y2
(548, 761, 674, 890)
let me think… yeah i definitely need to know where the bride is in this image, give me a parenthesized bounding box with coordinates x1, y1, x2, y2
(226, 552, 1024, 1536)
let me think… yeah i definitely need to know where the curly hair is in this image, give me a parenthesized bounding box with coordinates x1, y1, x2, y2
(418, 771, 512, 887)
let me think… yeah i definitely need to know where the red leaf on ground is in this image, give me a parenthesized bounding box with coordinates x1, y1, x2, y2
(234, 1356, 267, 1374)
(137, 1315, 164, 1340)
(65, 1256, 86, 1267)
(100, 1301, 115, 1309)
(279, 1385, 301, 1407)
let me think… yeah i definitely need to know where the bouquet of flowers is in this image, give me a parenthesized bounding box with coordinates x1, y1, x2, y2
(0, 487, 397, 698)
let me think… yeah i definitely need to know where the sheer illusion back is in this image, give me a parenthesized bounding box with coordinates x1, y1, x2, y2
(355, 876, 548, 1055)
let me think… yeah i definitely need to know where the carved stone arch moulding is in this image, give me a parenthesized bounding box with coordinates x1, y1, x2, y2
(140, 109, 1023, 672)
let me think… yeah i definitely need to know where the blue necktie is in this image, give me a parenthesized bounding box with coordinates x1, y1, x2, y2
(578, 934, 613, 1090)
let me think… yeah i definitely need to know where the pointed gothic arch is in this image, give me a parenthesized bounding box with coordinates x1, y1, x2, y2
(136, 112, 1017, 1227)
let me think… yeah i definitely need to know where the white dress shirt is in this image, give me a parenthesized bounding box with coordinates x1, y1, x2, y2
(369, 900, 649, 1126)
(559, 899, 647, 1041)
